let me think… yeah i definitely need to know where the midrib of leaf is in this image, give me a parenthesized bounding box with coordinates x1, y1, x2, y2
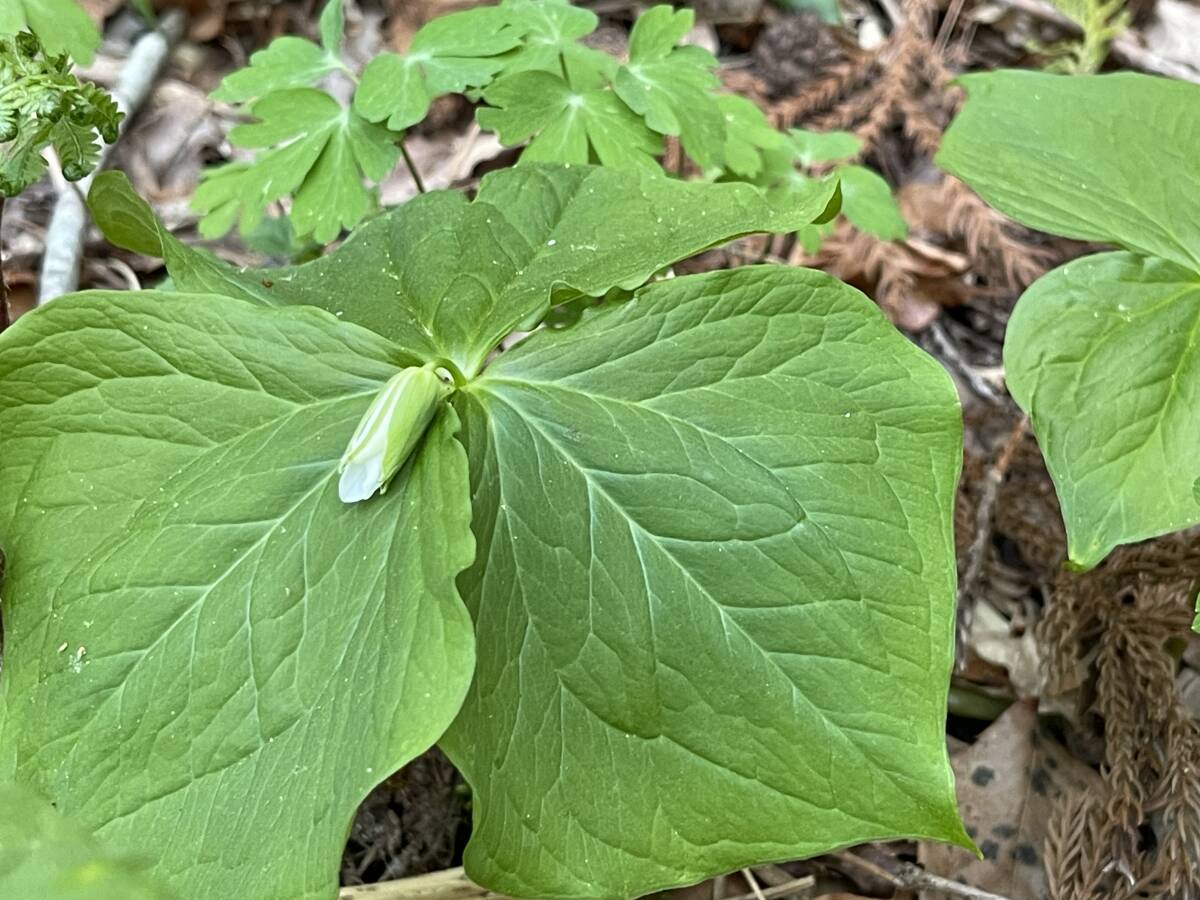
(473, 384, 937, 814)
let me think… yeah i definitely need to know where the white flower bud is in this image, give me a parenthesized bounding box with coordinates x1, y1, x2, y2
(338, 364, 451, 503)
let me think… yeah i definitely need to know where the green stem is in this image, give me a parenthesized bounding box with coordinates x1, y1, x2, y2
(399, 138, 426, 194)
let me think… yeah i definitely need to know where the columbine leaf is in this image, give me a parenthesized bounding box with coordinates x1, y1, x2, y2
(478, 71, 661, 171)
(441, 264, 970, 897)
(937, 70, 1200, 271)
(718, 94, 785, 178)
(354, 6, 527, 131)
(110, 164, 836, 379)
(0, 784, 175, 899)
(1004, 253, 1200, 568)
(839, 164, 906, 241)
(791, 127, 861, 165)
(211, 0, 346, 102)
(193, 88, 399, 242)
(613, 5, 727, 169)
(0, 291, 475, 900)
(0, 0, 99, 64)
(494, 0, 616, 90)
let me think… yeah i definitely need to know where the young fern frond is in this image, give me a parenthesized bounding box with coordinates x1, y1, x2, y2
(0, 31, 121, 196)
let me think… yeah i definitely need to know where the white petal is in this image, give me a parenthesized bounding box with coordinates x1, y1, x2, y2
(338, 458, 383, 503)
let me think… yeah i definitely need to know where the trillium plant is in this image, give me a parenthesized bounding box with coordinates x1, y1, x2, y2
(938, 70, 1200, 588)
(0, 157, 973, 899)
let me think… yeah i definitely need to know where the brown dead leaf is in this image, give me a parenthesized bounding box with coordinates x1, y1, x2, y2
(919, 700, 1101, 900)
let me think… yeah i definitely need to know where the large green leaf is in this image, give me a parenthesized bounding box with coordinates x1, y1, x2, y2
(442, 265, 970, 897)
(937, 70, 1200, 272)
(0, 784, 175, 899)
(1005, 253, 1200, 568)
(93, 166, 837, 380)
(0, 292, 476, 900)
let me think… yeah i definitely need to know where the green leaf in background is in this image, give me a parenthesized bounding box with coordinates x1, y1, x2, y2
(839, 164, 907, 241)
(0, 292, 476, 900)
(1004, 253, 1200, 568)
(718, 94, 785, 178)
(212, 0, 345, 102)
(774, 0, 843, 25)
(494, 0, 616, 90)
(938, 69, 1200, 568)
(193, 87, 399, 242)
(614, 5, 727, 170)
(479, 71, 662, 170)
(0, 784, 175, 899)
(442, 265, 970, 897)
(101, 164, 837, 378)
(0, 0, 100, 64)
(937, 70, 1200, 272)
(790, 127, 861, 165)
(354, 6, 527, 131)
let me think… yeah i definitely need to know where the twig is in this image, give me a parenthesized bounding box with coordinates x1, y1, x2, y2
(928, 319, 1004, 405)
(895, 861, 1015, 900)
(741, 867, 768, 900)
(720, 875, 815, 900)
(399, 138, 427, 194)
(956, 413, 1030, 666)
(337, 867, 500, 899)
(829, 851, 1013, 900)
(995, 0, 1200, 84)
(37, 10, 185, 304)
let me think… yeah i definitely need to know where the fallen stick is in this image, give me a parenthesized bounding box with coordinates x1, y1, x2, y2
(37, 10, 186, 304)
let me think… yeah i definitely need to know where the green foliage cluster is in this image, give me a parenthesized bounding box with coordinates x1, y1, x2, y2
(755, 127, 907, 251)
(938, 70, 1200, 579)
(0, 161, 971, 899)
(197, 0, 904, 246)
(0, 30, 120, 195)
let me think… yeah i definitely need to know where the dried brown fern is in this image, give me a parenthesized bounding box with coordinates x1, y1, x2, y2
(1039, 539, 1200, 899)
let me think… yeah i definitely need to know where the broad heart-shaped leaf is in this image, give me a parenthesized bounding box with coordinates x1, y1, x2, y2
(479, 72, 662, 171)
(193, 88, 399, 242)
(98, 165, 837, 380)
(0, 784, 175, 899)
(354, 6, 527, 131)
(1004, 252, 1200, 569)
(937, 70, 1200, 272)
(0, 292, 476, 900)
(0, 0, 99, 64)
(614, 6, 727, 170)
(441, 265, 971, 897)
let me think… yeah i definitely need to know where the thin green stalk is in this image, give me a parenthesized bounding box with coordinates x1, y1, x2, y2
(399, 139, 426, 194)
